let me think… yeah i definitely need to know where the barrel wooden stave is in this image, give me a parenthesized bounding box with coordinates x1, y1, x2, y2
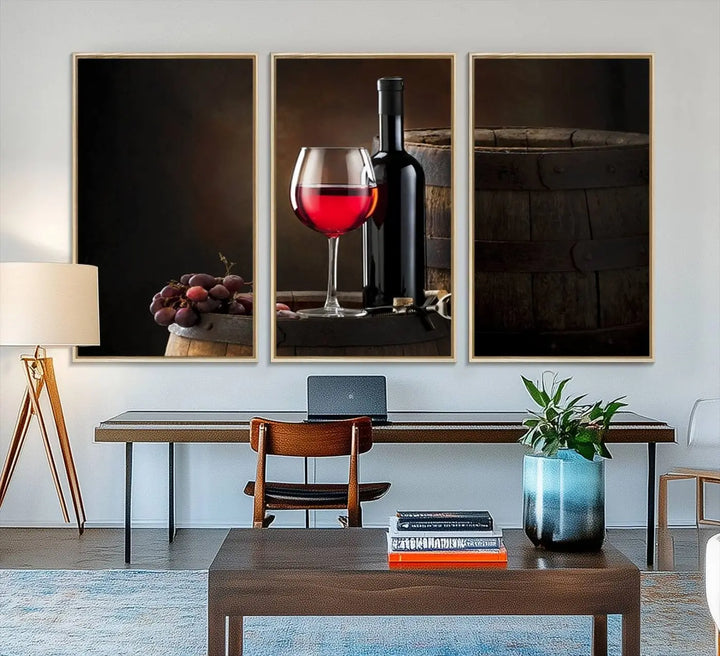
(165, 314, 253, 357)
(275, 291, 450, 357)
(164, 289, 451, 358)
(473, 126, 650, 357)
(405, 128, 452, 294)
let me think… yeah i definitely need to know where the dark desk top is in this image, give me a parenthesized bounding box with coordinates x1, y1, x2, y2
(95, 410, 675, 444)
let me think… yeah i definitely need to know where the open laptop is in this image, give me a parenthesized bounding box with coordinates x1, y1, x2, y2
(306, 375, 388, 424)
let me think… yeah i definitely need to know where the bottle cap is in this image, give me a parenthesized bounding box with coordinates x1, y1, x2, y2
(378, 77, 404, 115)
(377, 77, 404, 91)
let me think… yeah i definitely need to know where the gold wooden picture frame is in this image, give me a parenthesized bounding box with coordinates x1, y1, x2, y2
(469, 53, 653, 362)
(73, 53, 257, 361)
(271, 53, 455, 362)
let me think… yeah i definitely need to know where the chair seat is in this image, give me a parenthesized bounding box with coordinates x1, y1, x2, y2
(244, 481, 390, 508)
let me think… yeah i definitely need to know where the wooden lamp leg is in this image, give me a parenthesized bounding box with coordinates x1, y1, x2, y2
(21, 357, 72, 523)
(0, 390, 33, 506)
(42, 357, 86, 532)
(0, 353, 85, 533)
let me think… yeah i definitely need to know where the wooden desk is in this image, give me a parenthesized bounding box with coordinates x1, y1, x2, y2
(94, 411, 674, 564)
(207, 528, 641, 656)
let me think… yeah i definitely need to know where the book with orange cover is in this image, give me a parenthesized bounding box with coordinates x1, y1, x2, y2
(388, 559, 508, 569)
(388, 544, 508, 565)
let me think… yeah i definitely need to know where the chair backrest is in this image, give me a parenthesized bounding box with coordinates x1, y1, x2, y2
(688, 398, 720, 447)
(249, 417, 373, 457)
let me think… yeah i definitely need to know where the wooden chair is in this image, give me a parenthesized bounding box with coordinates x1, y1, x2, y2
(243, 417, 390, 528)
(658, 399, 720, 528)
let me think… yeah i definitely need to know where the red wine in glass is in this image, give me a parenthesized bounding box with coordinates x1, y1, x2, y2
(293, 184, 378, 238)
(289, 147, 377, 318)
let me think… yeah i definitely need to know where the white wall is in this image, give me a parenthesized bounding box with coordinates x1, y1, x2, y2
(1, 0, 718, 530)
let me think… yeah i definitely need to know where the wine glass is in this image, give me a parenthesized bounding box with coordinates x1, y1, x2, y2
(290, 147, 377, 318)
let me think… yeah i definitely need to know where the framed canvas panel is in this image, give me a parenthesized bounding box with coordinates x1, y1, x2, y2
(73, 54, 257, 360)
(272, 54, 454, 361)
(470, 54, 653, 361)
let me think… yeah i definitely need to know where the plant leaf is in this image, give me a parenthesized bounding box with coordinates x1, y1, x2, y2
(566, 394, 586, 409)
(575, 443, 596, 461)
(574, 428, 598, 444)
(522, 376, 547, 408)
(552, 377, 571, 404)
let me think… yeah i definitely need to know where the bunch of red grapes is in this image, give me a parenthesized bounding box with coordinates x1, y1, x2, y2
(150, 272, 254, 328)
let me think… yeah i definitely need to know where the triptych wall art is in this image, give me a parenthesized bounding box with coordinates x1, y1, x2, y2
(73, 53, 652, 363)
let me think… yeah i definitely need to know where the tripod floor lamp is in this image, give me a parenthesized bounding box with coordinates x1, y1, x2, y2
(0, 262, 100, 533)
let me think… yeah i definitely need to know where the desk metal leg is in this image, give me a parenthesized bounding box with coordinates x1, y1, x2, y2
(169, 443, 175, 542)
(646, 442, 656, 567)
(125, 442, 132, 564)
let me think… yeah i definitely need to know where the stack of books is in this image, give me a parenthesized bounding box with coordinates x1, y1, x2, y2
(387, 510, 507, 567)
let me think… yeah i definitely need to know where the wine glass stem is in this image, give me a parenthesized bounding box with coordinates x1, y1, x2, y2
(324, 236, 341, 311)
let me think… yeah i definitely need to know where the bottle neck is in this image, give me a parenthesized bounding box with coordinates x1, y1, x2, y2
(379, 113, 404, 152)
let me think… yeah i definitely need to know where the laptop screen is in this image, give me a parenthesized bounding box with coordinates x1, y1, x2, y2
(306, 375, 387, 422)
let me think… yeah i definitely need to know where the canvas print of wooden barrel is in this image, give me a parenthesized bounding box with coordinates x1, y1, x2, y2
(405, 128, 452, 295)
(371, 130, 452, 296)
(473, 127, 650, 358)
(165, 292, 451, 358)
(274, 292, 451, 357)
(165, 314, 253, 357)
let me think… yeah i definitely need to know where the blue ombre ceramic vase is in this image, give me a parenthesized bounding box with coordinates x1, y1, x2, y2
(522, 449, 606, 551)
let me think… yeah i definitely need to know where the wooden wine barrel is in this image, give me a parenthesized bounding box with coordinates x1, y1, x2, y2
(165, 314, 253, 357)
(404, 128, 452, 294)
(275, 291, 451, 358)
(164, 292, 451, 358)
(472, 127, 650, 357)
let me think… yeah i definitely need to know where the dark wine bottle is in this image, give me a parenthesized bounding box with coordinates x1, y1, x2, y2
(363, 77, 426, 308)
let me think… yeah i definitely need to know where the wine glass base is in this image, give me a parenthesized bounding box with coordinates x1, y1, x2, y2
(297, 306, 367, 319)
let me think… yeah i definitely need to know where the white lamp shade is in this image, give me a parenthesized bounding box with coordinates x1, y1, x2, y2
(0, 262, 100, 346)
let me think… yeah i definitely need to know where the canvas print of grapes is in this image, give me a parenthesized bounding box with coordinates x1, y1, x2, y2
(74, 55, 256, 359)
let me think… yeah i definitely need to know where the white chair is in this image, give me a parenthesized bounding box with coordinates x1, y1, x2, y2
(659, 398, 720, 527)
(707, 533, 720, 656)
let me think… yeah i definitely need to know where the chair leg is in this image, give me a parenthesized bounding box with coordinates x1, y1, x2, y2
(347, 505, 362, 528)
(696, 476, 704, 527)
(658, 474, 670, 527)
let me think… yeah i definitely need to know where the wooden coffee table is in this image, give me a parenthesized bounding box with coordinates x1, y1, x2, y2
(208, 528, 640, 656)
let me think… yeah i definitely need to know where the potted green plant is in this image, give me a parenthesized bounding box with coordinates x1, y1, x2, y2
(519, 372, 627, 551)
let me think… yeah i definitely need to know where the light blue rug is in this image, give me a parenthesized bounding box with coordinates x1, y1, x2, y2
(0, 569, 714, 655)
